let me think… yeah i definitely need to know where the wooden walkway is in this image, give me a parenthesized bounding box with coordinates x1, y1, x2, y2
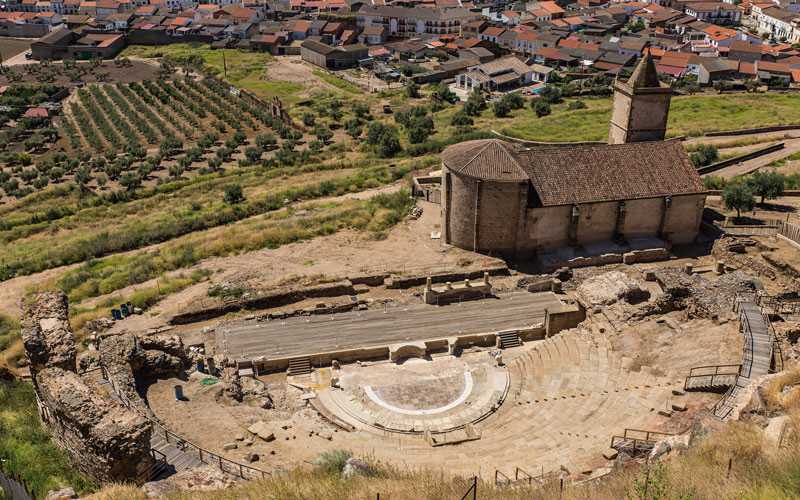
(150, 431, 204, 475)
(96, 378, 203, 479)
(714, 296, 773, 419)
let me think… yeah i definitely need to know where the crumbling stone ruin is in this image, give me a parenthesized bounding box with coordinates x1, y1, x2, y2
(21, 291, 77, 378)
(37, 367, 153, 481)
(98, 333, 191, 414)
(21, 291, 154, 483)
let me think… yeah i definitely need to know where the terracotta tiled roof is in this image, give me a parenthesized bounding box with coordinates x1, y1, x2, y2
(519, 140, 706, 206)
(441, 139, 528, 182)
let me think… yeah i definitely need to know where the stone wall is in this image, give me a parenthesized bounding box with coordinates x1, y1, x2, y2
(21, 291, 76, 378)
(21, 292, 153, 484)
(663, 194, 707, 244)
(608, 85, 672, 145)
(443, 168, 704, 258)
(37, 368, 153, 483)
(442, 165, 526, 256)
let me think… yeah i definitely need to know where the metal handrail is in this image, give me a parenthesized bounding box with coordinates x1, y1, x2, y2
(136, 448, 169, 483)
(683, 364, 741, 391)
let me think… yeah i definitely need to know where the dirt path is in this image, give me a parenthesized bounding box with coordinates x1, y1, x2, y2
(263, 56, 346, 97)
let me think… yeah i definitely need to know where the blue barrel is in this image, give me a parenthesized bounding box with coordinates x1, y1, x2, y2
(174, 385, 183, 400)
(120, 304, 129, 317)
(196, 359, 205, 374)
(111, 309, 122, 320)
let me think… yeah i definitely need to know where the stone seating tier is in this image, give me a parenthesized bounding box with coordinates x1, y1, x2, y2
(313, 331, 673, 479)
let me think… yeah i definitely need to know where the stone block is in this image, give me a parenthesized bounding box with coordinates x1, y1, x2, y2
(46, 488, 77, 500)
(672, 403, 687, 412)
(223, 442, 237, 450)
(622, 252, 636, 264)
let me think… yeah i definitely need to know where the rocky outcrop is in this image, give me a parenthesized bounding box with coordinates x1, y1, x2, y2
(21, 291, 76, 376)
(38, 367, 153, 482)
(141, 465, 238, 498)
(576, 271, 650, 310)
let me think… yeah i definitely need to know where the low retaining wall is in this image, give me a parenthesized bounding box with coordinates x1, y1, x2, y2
(539, 247, 669, 272)
(705, 125, 800, 137)
(170, 281, 356, 324)
(386, 266, 509, 289)
(706, 190, 800, 197)
(698, 143, 785, 175)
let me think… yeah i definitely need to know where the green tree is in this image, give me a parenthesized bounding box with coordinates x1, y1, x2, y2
(533, 100, 551, 118)
(302, 111, 316, 127)
(406, 82, 421, 98)
(746, 170, 785, 205)
(713, 80, 734, 94)
(255, 133, 277, 149)
(352, 103, 370, 119)
(501, 92, 525, 110)
(223, 183, 245, 204)
(463, 91, 487, 116)
(74, 166, 92, 191)
(367, 123, 402, 157)
(451, 110, 474, 126)
(346, 120, 362, 139)
(493, 100, 510, 118)
(314, 127, 334, 143)
(690, 144, 718, 168)
(722, 183, 756, 219)
(119, 172, 142, 191)
(244, 146, 263, 163)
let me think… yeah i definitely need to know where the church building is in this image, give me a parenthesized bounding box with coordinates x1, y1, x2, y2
(439, 54, 708, 260)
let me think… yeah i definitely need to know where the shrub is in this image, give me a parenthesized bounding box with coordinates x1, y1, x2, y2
(451, 110, 473, 127)
(493, 100, 510, 118)
(690, 144, 718, 168)
(313, 449, 353, 476)
(568, 100, 587, 110)
(223, 183, 245, 204)
(533, 100, 551, 118)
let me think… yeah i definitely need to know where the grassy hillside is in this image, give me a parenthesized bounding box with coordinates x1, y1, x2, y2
(0, 381, 95, 498)
(495, 93, 800, 142)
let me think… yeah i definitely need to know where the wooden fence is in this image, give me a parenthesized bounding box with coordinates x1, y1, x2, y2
(715, 219, 782, 236)
(779, 221, 800, 246)
(0, 463, 34, 500)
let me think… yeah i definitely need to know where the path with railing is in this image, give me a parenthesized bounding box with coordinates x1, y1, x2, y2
(98, 367, 268, 481)
(712, 294, 776, 419)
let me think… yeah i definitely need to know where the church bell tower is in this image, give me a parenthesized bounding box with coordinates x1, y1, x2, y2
(608, 52, 673, 144)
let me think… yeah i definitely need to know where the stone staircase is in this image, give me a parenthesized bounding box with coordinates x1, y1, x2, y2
(288, 357, 312, 376)
(498, 331, 521, 349)
(684, 373, 736, 393)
